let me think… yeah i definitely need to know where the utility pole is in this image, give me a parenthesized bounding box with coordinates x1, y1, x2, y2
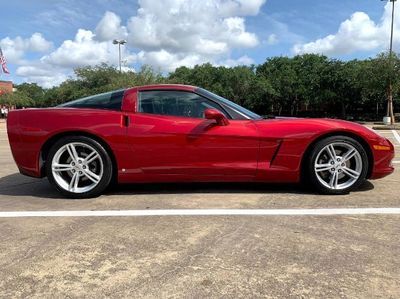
(382, 0, 397, 125)
(113, 39, 127, 73)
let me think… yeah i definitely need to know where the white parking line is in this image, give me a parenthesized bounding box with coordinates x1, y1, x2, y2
(0, 208, 400, 218)
(392, 130, 400, 145)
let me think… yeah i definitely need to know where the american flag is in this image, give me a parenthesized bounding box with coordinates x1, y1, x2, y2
(0, 47, 10, 74)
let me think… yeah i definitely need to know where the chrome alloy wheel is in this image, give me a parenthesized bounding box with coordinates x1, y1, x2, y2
(314, 142, 363, 190)
(51, 142, 104, 193)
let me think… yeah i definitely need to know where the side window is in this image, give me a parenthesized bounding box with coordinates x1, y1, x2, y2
(138, 90, 228, 118)
(59, 90, 125, 111)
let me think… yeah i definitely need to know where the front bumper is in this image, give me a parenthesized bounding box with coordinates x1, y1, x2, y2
(369, 138, 395, 180)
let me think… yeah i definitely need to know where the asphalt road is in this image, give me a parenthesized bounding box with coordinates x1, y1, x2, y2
(0, 120, 399, 298)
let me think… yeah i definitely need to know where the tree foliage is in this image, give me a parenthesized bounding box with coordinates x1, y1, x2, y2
(1, 53, 399, 120)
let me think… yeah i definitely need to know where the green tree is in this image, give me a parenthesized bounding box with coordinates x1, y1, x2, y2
(257, 56, 299, 115)
(358, 53, 400, 118)
(3, 56, 398, 120)
(0, 90, 35, 107)
(41, 64, 165, 106)
(169, 64, 273, 114)
(15, 83, 45, 103)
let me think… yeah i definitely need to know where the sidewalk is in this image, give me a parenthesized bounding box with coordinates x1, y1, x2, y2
(362, 121, 400, 130)
(372, 124, 400, 130)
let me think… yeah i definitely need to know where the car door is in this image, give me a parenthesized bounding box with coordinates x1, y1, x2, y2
(125, 89, 260, 179)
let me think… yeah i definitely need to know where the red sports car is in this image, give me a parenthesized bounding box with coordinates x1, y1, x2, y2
(7, 84, 394, 198)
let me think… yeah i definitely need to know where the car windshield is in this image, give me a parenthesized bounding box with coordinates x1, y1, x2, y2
(196, 88, 262, 120)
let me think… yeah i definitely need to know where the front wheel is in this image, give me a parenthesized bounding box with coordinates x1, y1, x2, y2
(306, 136, 369, 195)
(46, 136, 113, 198)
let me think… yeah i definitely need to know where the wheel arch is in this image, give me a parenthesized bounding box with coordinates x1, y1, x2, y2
(40, 131, 118, 181)
(300, 131, 374, 181)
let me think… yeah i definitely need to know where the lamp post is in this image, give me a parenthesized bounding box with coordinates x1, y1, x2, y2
(113, 39, 127, 73)
(382, 0, 397, 125)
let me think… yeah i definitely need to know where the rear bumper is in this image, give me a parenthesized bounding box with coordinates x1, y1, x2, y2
(7, 110, 45, 178)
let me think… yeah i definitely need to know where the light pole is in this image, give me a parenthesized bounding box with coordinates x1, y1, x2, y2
(113, 39, 127, 73)
(382, 0, 397, 125)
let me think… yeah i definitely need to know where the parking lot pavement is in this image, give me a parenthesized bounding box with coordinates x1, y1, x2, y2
(0, 122, 399, 298)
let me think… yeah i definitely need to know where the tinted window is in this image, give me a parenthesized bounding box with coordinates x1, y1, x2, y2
(59, 90, 125, 111)
(138, 90, 227, 118)
(196, 88, 262, 120)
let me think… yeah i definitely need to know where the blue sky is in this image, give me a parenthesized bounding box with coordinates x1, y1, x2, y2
(0, 0, 397, 87)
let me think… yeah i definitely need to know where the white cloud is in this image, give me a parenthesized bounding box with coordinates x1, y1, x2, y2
(137, 50, 205, 72)
(16, 64, 69, 88)
(28, 33, 53, 52)
(223, 17, 259, 48)
(126, 0, 263, 71)
(219, 0, 266, 17)
(293, 3, 399, 55)
(221, 55, 255, 67)
(10, 0, 266, 87)
(95, 11, 127, 42)
(0, 33, 52, 63)
(16, 29, 136, 87)
(42, 29, 136, 68)
(266, 33, 278, 45)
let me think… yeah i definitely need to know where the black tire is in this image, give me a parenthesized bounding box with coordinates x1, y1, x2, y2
(46, 136, 113, 199)
(305, 135, 369, 195)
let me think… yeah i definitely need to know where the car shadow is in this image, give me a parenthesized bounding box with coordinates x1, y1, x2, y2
(0, 172, 375, 199)
(0, 173, 62, 199)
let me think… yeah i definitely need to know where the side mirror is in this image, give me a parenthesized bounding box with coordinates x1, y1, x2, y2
(204, 108, 229, 126)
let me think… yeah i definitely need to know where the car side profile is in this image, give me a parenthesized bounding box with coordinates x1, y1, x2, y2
(7, 84, 395, 198)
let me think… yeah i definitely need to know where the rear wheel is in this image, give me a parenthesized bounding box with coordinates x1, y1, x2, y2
(46, 136, 113, 198)
(306, 136, 369, 195)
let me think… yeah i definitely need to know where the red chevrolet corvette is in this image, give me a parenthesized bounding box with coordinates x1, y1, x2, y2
(7, 84, 394, 198)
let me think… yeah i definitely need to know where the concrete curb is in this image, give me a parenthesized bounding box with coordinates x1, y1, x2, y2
(372, 126, 400, 130)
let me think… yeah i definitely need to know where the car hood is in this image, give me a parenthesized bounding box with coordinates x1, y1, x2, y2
(254, 117, 382, 141)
